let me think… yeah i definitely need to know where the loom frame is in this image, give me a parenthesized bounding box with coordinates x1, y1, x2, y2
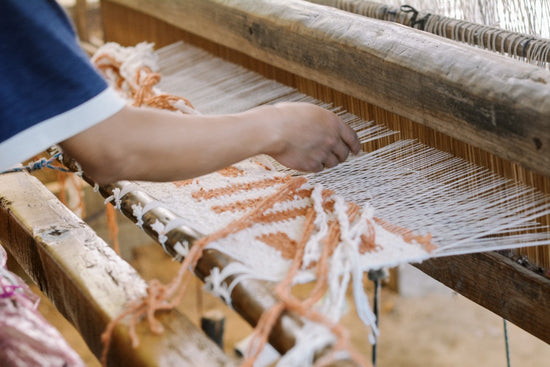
(2, 0, 548, 364)
(102, 0, 550, 178)
(0, 169, 359, 366)
(99, 0, 550, 345)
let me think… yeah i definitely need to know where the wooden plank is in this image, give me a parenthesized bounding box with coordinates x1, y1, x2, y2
(414, 252, 550, 344)
(103, 0, 550, 178)
(0, 171, 236, 367)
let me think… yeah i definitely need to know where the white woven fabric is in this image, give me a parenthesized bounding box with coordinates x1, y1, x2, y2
(92, 41, 550, 367)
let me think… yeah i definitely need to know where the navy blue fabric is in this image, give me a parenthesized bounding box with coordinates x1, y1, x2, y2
(0, 0, 108, 143)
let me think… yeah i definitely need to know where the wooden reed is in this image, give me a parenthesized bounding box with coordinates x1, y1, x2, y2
(101, 0, 550, 270)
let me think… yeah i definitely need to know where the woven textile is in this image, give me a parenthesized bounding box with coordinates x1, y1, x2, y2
(93, 42, 550, 367)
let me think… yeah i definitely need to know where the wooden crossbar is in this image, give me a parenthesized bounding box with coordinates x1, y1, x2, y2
(0, 171, 236, 367)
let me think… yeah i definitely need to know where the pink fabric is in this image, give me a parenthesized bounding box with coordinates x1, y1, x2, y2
(0, 245, 86, 367)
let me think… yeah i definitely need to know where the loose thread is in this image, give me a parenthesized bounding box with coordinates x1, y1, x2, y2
(2, 152, 89, 221)
(1, 153, 69, 174)
(94, 53, 196, 113)
(100, 177, 307, 367)
(368, 270, 384, 367)
(242, 199, 372, 367)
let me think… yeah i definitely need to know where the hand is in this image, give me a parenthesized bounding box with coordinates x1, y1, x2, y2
(261, 102, 361, 172)
(60, 103, 360, 184)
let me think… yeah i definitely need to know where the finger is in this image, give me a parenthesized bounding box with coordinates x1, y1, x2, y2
(310, 161, 324, 172)
(338, 121, 361, 155)
(323, 153, 340, 169)
(332, 141, 350, 162)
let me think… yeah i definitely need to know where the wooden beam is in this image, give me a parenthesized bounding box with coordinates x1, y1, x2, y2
(414, 252, 550, 344)
(74, 0, 89, 42)
(308, 0, 550, 63)
(0, 171, 236, 367)
(102, 0, 550, 178)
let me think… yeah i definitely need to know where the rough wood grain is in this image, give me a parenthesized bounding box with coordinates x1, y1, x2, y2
(0, 172, 236, 367)
(103, 0, 550, 178)
(414, 252, 550, 344)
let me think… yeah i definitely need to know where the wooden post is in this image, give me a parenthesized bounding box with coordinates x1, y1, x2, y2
(74, 0, 89, 42)
(201, 309, 226, 349)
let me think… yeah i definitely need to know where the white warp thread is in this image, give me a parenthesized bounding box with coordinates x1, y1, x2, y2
(93, 41, 550, 367)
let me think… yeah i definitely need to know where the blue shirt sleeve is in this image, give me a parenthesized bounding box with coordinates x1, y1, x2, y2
(0, 0, 110, 143)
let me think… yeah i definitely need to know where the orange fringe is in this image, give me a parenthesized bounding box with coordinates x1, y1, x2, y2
(105, 203, 120, 255)
(94, 57, 195, 111)
(242, 200, 373, 367)
(100, 177, 307, 365)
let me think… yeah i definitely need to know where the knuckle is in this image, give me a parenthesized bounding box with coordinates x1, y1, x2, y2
(337, 145, 349, 160)
(324, 136, 337, 148)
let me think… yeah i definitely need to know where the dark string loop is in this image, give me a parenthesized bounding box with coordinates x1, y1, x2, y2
(400, 5, 431, 31)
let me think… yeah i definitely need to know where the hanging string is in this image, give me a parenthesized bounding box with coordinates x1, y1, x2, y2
(503, 318, 512, 367)
(367, 269, 386, 367)
(1, 145, 116, 250)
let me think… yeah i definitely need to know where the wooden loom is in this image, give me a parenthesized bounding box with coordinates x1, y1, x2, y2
(1, 0, 550, 365)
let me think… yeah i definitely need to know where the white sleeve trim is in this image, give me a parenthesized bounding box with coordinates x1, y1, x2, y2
(0, 87, 127, 172)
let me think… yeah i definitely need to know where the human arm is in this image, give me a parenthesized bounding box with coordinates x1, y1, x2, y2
(59, 102, 360, 184)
